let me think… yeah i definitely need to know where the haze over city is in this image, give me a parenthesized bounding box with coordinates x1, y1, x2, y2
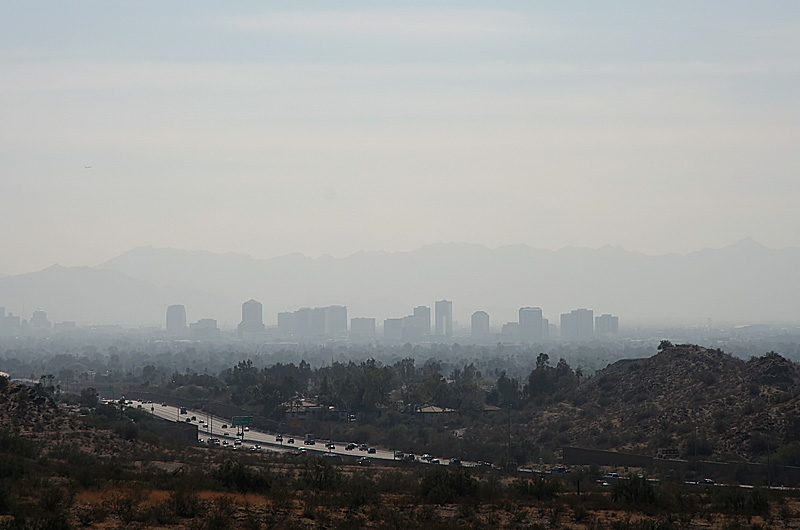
(2, 2, 799, 277)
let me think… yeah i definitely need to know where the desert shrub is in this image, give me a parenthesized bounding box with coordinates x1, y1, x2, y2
(24, 485, 74, 530)
(212, 458, 272, 493)
(418, 467, 477, 505)
(375, 469, 416, 494)
(301, 457, 341, 491)
(0, 430, 39, 459)
(170, 487, 202, 519)
(711, 486, 770, 516)
(340, 471, 378, 509)
(74, 504, 108, 526)
(513, 475, 560, 500)
(612, 475, 656, 506)
(104, 490, 143, 524)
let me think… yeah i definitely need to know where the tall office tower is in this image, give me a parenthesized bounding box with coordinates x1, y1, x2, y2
(542, 318, 550, 341)
(560, 308, 594, 341)
(294, 307, 312, 337)
(434, 300, 453, 337)
(238, 299, 265, 333)
(402, 315, 427, 341)
(350, 317, 376, 338)
(310, 307, 327, 337)
(277, 311, 297, 335)
(383, 318, 404, 340)
(166, 305, 187, 334)
(413, 306, 431, 335)
(30, 309, 51, 329)
(471, 311, 490, 338)
(519, 307, 543, 342)
(325, 305, 348, 336)
(502, 322, 520, 338)
(595, 314, 619, 337)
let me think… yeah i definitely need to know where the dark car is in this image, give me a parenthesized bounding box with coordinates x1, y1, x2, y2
(367, 447, 376, 454)
(287, 437, 294, 444)
(449, 458, 461, 466)
(345, 443, 356, 450)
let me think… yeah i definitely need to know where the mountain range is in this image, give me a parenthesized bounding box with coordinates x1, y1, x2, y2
(1, 239, 799, 327)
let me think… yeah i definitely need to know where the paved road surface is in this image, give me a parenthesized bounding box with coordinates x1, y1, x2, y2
(125, 399, 444, 464)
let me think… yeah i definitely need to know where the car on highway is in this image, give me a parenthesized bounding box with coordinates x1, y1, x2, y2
(394, 451, 405, 459)
(222, 424, 227, 429)
(326, 442, 335, 450)
(368, 447, 376, 454)
(287, 437, 294, 444)
(276, 434, 283, 442)
(243, 427, 249, 432)
(421, 454, 433, 461)
(405, 454, 416, 462)
(161, 402, 167, 407)
(357, 457, 371, 466)
(449, 458, 461, 466)
(345, 443, 356, 450)
(359, 444, 368, 451)
(234, 439, 242, 446)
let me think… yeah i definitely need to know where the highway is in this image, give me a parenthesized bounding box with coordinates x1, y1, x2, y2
(124, 399, 431, 464)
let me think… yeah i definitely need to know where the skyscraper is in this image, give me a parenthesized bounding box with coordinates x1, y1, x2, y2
(471, 311, 490, 338)
(560, 309, 594, 341)
(383, 318, 404, 340)
(166, 305, 187, 334)
(325, 305, 348, 336)
(434, 300, 453, 337)
(595, 314, 619, 337)
(413, 306, 431, 335)
(238, 299, 265, 333)
(350, 317, 376, 338)
(519, 307, 543, 342)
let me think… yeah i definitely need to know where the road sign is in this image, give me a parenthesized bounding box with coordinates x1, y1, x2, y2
(231, 416, 254, 426)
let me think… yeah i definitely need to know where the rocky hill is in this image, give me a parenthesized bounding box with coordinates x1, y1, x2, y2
(0, 378, 135, 457)
(523, 344, 800, 462)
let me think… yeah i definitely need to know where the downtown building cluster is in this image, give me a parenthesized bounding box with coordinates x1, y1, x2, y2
(164, 300, 618, 344)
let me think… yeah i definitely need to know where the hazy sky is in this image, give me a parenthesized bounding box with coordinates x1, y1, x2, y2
(2, 2, 799, 274)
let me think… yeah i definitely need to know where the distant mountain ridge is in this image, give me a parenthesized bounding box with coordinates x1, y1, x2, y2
(2, 239, 799, 327)
(0, 264, 228, 326)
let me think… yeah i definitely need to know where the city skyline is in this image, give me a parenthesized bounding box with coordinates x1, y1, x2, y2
(1, 237, 800, 327)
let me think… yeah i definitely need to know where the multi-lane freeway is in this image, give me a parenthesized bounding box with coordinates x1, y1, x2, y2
(123, 399, 442, 465)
